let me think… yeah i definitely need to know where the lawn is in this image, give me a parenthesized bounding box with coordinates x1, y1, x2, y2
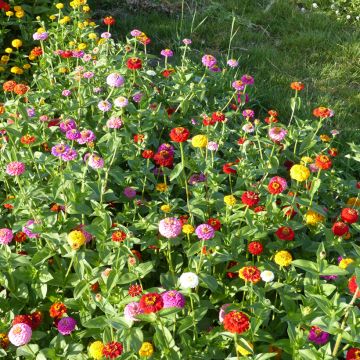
(92, 0, 360, 140)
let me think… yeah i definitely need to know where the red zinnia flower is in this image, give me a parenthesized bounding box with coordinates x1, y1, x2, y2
(20, 134, 36, 145)
(264, 116, 278, 124)
(169, 127, 190, 143)
(127, 57, 142, 70)
(282, 205, 297, 219)
(202, 115, 216, 126)
(223, 311, 250, 334)
(14, 231, 27, 243)
(13, 84, 29, 96)
(241, 191, 260, 207)
(139, 293, 163, 313)
(275, 226, 295, 241)
(49, 302, 67, 319)
(313, 107, 332, 118)
(179, 215, 189, 225)
(142, 149, 154, 159)
(239, 266, 261, 283)
(341, 208, 358, 224)
(153, 150, 174, 168)
(268, 176, 287, 194)
(346, 347, 360, 360)
(212, 111, 225, 122)
(237, 137, 247, 145)
(0, 0, 10, 11)
(134, 134, 145, 143)
(247, 241, 263, 256)
(226, 261, 238, 279)
(112, 230, 126, 242)
(348, 276, 360, 298)
(223, 162, 238, 174)
(315, 155, 332, 170)
(60, 50, 73, 59)
(254, 205, 266, 213)
(332, 221, 349, 236)
(31, 47, 43, 57)
(128, 284, 143, 297)
(102, 341, 123, 359)
(328, 147, 338, 157)
(290, 82, 305, 91)
(3, 80, 17, 92)
(12, 315, 33, 328)
(90, 282, 100, 293)
(30, 311, 42, 329)
(268, 110, 278, 117)
(103, 16, 116, 25)
(207, 218, 221, 231)
(131, 249, 142, 261)
(162, 68, 175, 77)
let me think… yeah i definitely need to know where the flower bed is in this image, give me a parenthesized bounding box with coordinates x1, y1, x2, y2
(0, 1, 359, 359)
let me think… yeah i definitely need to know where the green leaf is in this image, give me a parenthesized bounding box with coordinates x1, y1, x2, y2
(74, 280, 89, 299)
(199, 273, 218, 292)
(83, 316, 108, 329)
(320, 265, 348, 276)
(118, 272, 138, 284)
(16, 344, 39, 357)
(310, 178, 321, 199)
(292, 259, 319, 274)
(169, 162, 184, 182)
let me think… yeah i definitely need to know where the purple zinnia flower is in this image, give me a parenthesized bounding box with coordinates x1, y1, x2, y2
(188, 173, 206, 185)
(241, 74, 254, 85)
(62, 148, 78, 162)
(202, 54, 217, 68)
(51, 144, 70, 157)
(114, 96, 128, 108)
(160, 49, 174, 57)
(107, 117, 123, 129)
(23, 220, 40, 239)
(0, 228, 13, 245)
(157, 143, 174, 155)
(27, 108, 36, 118)
(268, 127, 287, 142)
(124, 302, 143, 321)
(77, 130, 96, 144)
(6, 161, 25, 176)
(227, 59, 238, 68)
(320, 275, 338, 281)
(161, 290, 186, 308)
(209, 65, 221, 73)
(66, 129, 81, 141)
(123, 187, 136, 199)
(98, 100, 112, 112)
(57, 317, 77, 335)
(195, 224, 215, 240)
(59, 118, 77, 133)
(132, 92, 143, 103)
(159, 218, 182, 239)
(232, 80, 245, 91)
(106, 73, 125, 87)
(308, 326, 330, 345)
(62, 89, 71, 97)
(88, 154, 104, 169)
(8, 323, 32, 346)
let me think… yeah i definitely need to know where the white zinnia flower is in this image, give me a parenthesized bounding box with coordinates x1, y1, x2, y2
(179, 272, 199, 289)
(260, 270, 275, 283)
(312, 3, 318, 9)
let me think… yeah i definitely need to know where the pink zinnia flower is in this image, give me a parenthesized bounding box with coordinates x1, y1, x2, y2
(124, 302, 143, 321)
(88, 154, 104, 169)
(227, 59, 238, 68)
(195, 224, 215, 240)
(106, 73, 125, 87)
(160, 49, 174, 57)
(182, 38, 192, 45)
(98, 100, 112, 112)
(159, 218, 182, 238)
(268, 127, 287, 142)
(232, 80, 245, 91)
(202, 54, 217, 68)
(241, 74, 254, 85)
(8, 323, 32, 346)
(268, 176, 288, 194)
(107, 117, 123, 129)
(0, 228, 13, 245)
(114, 96, 129, 108)
(6, 162, 25, 176)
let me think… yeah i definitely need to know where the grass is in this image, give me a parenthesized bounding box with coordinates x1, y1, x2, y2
(91, 0, 360, 139)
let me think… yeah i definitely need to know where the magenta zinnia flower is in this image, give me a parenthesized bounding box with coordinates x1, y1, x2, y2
(202, 54, 217, 68)
(195, 224, 215, 240)
(161, 290, 186, 308)
(51, 144, 70, 157)
(242, 109, 255, 118)
(8, 323, 32, 346)
(59, 118, 77, 133)
(6, 162, 25, 176)
(62, 148, 78, 162)
(160, 49, 174, 57)
(159, 218, 182, 238)
(57, 317, 77, 335)
(77, 130, 96, 144)
(241, 74, 254, 85)
(123, 187, 136, 199)
(0, 228, 13, 245)
(308, 326, 330, 345)
(268, 127, 287, 142)
(66, 129, 81, 141)
(232, 80, 245, 91)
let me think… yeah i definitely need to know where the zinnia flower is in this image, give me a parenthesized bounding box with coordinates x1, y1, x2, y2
(106, 73, 125, 87)
(224, 195, 237, 206)
(161, 290, 186, 308)
(315, 154, 332, 170)
(0, 228, 13, 245)
(268, 127, 287, 142)
(305, 210, 325, 225)
(260, 270, 274, 282)
(191, 134, 208, 148)
(223, 311, 250, 334)
(202, 54, 217, 68)
(308, 326, 330, 345)
(89, 341, 105, 360)
(139, 293, 163, 313)
(102, 341, 123, 359)
(49, 302, 67, 319)
(290, 164, 310, 182)
(158, 218, 182, 238)
(124, 302, 144, 321)
(139, 342, 154, 357)
(348, 276, 360, 298)
(247, 241, 263, 255)
(6, 161, 25, 176)
(346, 348, 360, 360)
(268, 176, 287, 194)
(57, 317, 77, 335)
(290, 82, 305, 91)
(341, 208, 358, 224)
(169, 127, 190, 142)
(275, 226, 295, 241)
(195, 224, 215, 240)
(332, 222, 349, 236)
(179, 272, 199, 289)
(67, 230, 86, 250)
(8, 323, 32, 347)
(274, 250, 292, 267)
(239, 266, 261, 283)
(241, 191, 260, 207)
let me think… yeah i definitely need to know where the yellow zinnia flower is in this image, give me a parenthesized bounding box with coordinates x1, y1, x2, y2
(10, 66, 23, 75)
(182, 224, 194, 234)
(191, 134, 208, 148)
(347, 197, 360, 207)
(339, 258, 354, 269)
(67, 230, 86, 250)
(160, 204, 171, 213)
(305, 210, 325, 225)
(12, 39, 23, 48)
(300, 156, 313, 164)
(88, 341, 104, 360)
(55, 3, 64, 9)
(156, 183, 168, 192)
(274, 250, 292, 267)
(224, 195, 237, 207)
(139, 342, 154, 357)
(290, 164, 310, 182)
